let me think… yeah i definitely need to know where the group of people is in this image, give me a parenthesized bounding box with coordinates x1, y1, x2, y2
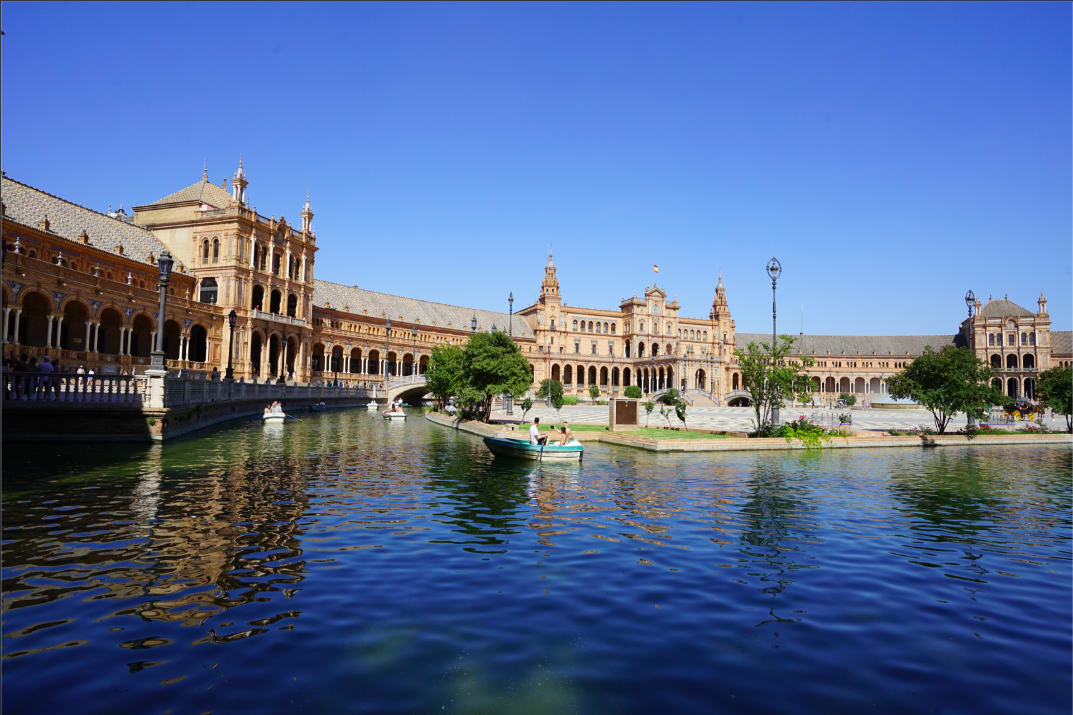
(528, 417, 580, 446)
(264, 401, 284, 415)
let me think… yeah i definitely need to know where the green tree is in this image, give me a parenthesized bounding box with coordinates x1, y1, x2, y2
(1037, 366, 1072, 433)
(624, 385, 642, 399)
(659, 388, 680, 406)
(734, 336, 816, 431)
(674, 396, 687, 428)
(885, 345, 1004, 434)
(588, 384, 601, 403)
(643, 400, 654, 426)
(520, 397, 534, 421)
(460, 331, 533, 422)
(536, 379, 565, 415)
(838, 392, 856, 406)
(424, 344, 465, 408)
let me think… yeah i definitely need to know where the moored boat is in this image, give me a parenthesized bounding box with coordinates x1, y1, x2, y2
(366, 401, 379, 410)
(483, 436, 583, 461)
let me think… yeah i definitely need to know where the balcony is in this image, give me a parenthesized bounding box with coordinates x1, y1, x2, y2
(251, 309, 307, 327)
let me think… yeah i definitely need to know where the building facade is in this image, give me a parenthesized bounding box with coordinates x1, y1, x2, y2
(3, 165, 1069, 403)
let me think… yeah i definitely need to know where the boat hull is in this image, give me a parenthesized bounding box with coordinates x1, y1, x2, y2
(383, 412, 406, 420)
(262, 414, 286, 424)
(483, 436, 583, 461)
(366, 402, 379, 410)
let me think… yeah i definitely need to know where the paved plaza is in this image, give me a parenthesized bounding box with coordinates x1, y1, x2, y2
(493, 403, 1067, 433)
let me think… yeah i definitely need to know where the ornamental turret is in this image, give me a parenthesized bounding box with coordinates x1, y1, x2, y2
(710, 274, 729, 320)
(1038, 291, 1048, 315)
(539, 249, 561, 305)
(232, 157, 248, 204)
(301, 191, 314, 233)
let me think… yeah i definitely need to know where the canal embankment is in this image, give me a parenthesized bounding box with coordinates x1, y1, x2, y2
(424, 411, 1072, 452)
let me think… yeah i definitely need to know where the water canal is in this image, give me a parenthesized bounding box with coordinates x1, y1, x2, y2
(3, 409, 1070, 713)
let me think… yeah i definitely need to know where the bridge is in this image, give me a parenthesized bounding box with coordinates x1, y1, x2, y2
(386, 374, 428, 405)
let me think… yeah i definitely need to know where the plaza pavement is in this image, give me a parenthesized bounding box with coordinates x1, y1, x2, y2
(491, 403, 1068, 433)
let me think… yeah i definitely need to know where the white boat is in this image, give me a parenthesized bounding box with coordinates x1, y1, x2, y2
(483, 436, 583, 462)
(262, 412, 286, 424)
(366, 401, 379, 410)
(383, 409, 406, 420)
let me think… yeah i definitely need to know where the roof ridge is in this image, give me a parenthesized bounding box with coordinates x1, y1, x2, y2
(2, 175, 150, 231)
(313, 278, 516, 316)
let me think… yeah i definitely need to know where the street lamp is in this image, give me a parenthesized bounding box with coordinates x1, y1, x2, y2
(965, 289, 977, 428)
(766, 256, 782, 426)
(508, 292, 514, 336)
(411, 323, 418, 376)
(471, 315, 478, 333)
(225, 309, 237, 380)
(149, 249, 174, 372)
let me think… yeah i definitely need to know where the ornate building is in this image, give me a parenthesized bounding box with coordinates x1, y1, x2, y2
(3, 165, 1069, 404)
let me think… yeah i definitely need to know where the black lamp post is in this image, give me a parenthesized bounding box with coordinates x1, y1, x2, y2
(965, 289, 977, 428)
(765, 256, 782, 426)
(149, 249, 174, 371)
(471, 315, 477, 333)
(508, 292, 514, 337)
(225, 309, 237, 380)
(411, 323, 417, 376)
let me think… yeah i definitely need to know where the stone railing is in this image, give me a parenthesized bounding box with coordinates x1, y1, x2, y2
(387, 374, 426, 389)
(250, 309, 307, 327)
(160, 376, 374, 408)
(2, 371, 145, 406)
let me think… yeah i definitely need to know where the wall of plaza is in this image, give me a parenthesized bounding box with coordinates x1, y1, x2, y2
(3, 167, 1068, 403)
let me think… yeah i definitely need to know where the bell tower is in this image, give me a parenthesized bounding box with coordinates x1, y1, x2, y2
(301, 191, 314, 233)
(232, 157, 248, 205)
(539, 249, 561, 305)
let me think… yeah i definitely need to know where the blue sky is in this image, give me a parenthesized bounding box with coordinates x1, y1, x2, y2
(2, 2, 1069, 335)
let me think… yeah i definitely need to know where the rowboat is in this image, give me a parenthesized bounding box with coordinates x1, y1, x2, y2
(366, 401, 379, 410)
(262, 412, 286, 424)
(483, 436, 583, 462)
(310, 403, 327, 412)
(383, 409, 406, 420)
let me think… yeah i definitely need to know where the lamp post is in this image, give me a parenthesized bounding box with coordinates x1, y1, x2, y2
(965, 289, 977, 428)
(149, 249, 174, 372)
(766, 256, 782, 427)
(508, 292, 514, 337)
(225, 309, 237, 380)
(411, 323, 418, 376)
(471, 315, 478, 333)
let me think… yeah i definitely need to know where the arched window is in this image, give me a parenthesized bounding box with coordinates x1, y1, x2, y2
(572, 320, 578, 331)
(202, 240, 210, 262)
(212, 238, 219, 263)
(596, 323, 602, 334)
(199, 278, 218, 304)
(1020, 332, 1027, 345)
(588, 321, 594, 332)
(1030, 333, 1036, 345)
(610, 324, 616, 334)
(703, 331, 707, 341)
(988, 334, 994, 346)
(996, 333, 1003, 346)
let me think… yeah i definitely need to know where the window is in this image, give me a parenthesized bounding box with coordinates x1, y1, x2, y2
(988, 334, 994, 346)
(611, 324, 616, 334)
(608, 342, 615, 357)
(550, 319, 555, 330)
(589, 321, 594, 332)
(573, 319, 578, 331)
(199, 277, 218, 304)
(1021, 332, 1028, 345)
(639, 321, 644, 333)
(202, 240, 210, 262)
(596, 323, 602, 334)
(212, 238, 219, 263)
(574, 339, 580, 354)
(1030, 333, 1036, 346)
(591, 340, 597, 355)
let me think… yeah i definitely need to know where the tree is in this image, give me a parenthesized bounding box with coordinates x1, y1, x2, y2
(1038, 366, 1072, 433)
(838, 392, 856, 406)
(424, 344, 465, 408)
(520, 397, 534, 421)
(659, 403, 672, 427)
(659, 388, 680, 405)
(460, 331, 533, 422)
(674, 396, 687, 429)
(734, 336, 816, 431)
(624, 385, 642, 399)
(588, 384, 601, 403)
(536, 378, 565, 415)
(643, 400, 654, 426)
(885, 345, 1004, 434)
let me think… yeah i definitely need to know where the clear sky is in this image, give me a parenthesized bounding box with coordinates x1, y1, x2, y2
(2, 2, 1069, 335)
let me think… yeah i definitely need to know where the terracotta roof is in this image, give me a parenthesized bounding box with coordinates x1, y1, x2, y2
(313, 280, 536, 338)
(978, 298, 1034, 319)
(735, 332, 957, 356)
(2, 176, 168, 265)
(145, 177, 234, 208)
(1051, 330, 1072, 356)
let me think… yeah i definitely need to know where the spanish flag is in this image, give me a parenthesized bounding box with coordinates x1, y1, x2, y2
(653, 264, 659, 273)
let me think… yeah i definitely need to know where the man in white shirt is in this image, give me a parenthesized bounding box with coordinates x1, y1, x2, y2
(529, 416, 548, 445)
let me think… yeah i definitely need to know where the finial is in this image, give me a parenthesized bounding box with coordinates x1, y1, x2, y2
(202, 159, 208, 181)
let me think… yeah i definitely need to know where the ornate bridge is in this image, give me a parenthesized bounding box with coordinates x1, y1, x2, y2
(386, 374, 428, 404)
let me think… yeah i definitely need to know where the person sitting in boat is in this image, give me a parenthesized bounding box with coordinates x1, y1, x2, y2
(559, 421, 581, 446)
(529, 417, 549, 446)
(264, 404, 271, 415)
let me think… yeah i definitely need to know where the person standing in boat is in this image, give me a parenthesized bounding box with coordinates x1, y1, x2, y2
(529, 417, 548, 446)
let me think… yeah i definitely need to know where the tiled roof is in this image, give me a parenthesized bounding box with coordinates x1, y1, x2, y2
(1051, 330, 1072, 356)
(2, 176, 168, 265)
(146, 177, 234, 208)
(313, 280, 536, 338)
(735, 332, 957, 356)
(978, 298, 1034, 319)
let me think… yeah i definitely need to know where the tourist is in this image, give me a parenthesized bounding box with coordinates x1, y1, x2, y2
(560, 420, 575, 446)
(211, 366, 219, 380)
(529, 417, 548, 446)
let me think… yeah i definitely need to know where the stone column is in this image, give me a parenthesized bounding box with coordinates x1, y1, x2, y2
(300, 255, 306, 283)
(84, 322, 92, 353)
(250, 235, 256, 268)
(285, 248, 291, 280)
(118, 327, 126, 355)
(45, 315, 55, 348)
(12, 310, 21, 344)
(2, 307, 9, 342)
(92, 322, 100, 352)
(362, 357, 368, 374)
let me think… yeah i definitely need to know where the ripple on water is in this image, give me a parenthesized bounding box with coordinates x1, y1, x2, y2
(2, 417, 1070, 713)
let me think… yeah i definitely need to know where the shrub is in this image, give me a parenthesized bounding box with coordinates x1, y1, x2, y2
(624, 385, 642, 399)
(562, 395, 580, 405)
(659, 388, 680, 406)
(521, 397, 533, 420)
(588, 384, 601, 402)
(839, 393, 857, 406)
(838, 413, 852, 424)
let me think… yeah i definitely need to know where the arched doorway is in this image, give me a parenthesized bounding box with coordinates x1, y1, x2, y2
(20, 292, 51, 346)
(1024, 377, 1036, 400)
(285, 336, 298, 378)
(131, 314, 154, 357)
(332, 345, 345, 375)
(268, 334, 282, 377)
(350, 347, 362, 374)
(163, 320, 182, 360)
(419, 355, 429, 374)
(270, 290, 282, 314)
(402, 353, 414, 376)
(1023, 354, 1035, 369)
(600, 366, 608, 386)
(696, 369, 706, 390)
(854, 377, 865, 393)
(60, 300, 90, 351)
(250, 333, 264, 377)
(551, 364, 561, 382)
(189, 324, 208, 363)
(287, 293, 298, 318)
(385, 350, 397, 377)
(623, 367, 631, 387)
(1006, 377, 1018, 398)
(367, 349, 381, 375)
(1006, 354, 1018, 369)
(732, 373, 740, 391)
(589, 366, 598, 385)
(98, 308, 123, 354)
(612, 367, 620, 387)
(563, 365, 572, 385)
(251, 284, 264, 311)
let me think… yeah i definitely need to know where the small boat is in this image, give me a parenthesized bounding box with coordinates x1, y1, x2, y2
(366, 401, 379, 410)
(483, 436, 583, 462)
(262, 412, 287, 424)
(383, 409, 406, 420)
(310, 402, 327, 412)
